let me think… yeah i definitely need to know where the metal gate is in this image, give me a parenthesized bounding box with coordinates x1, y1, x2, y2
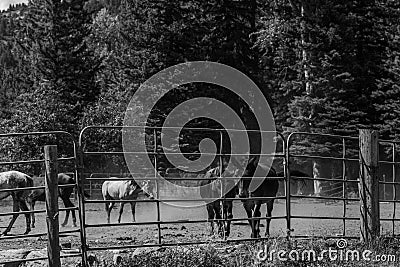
(77, 126, 288, 261)
(286, 132, 400, 239)
(0, 131, 84, 266)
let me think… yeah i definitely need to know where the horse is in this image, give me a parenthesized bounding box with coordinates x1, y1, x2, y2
(102, 178, 155, 224)
(26, 173, 90, 228)
(238, 156, 279, 238)
(199, 165, 239, 238)
(0, 171, 33, 236)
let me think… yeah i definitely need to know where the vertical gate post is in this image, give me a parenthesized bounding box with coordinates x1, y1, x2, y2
(285, 134, 292, 241)
(44, 145, 61, 267)
(76, 143, 88, 267)
(153, 129, 162, 244)
(358, 129, 380, 243)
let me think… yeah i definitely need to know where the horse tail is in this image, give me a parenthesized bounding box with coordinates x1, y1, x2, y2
(102, 181, 110, 200)
(23, 174, 34, 200)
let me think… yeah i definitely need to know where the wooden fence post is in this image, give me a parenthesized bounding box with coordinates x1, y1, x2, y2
(359, 129, 380, 243)
(44, 145, 61, 267)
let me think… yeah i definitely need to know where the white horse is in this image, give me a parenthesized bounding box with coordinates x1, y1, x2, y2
(102, 178, 155, 224)
(0, 171, 33, 235)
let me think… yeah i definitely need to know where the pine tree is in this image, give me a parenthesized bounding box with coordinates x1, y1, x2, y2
(0, 0, 100, 172)
(11, 0, 100, 136)
(373, 0, 400, 141)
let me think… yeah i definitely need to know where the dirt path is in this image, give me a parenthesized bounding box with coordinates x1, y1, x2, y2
(1, 199, 399, 255)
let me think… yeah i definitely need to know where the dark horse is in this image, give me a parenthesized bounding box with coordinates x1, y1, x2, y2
(27, 173, 89, 228)
(199, 165, 239, 238)
(238, 157, 279, 238)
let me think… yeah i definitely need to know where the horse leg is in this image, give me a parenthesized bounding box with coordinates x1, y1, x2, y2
(103, 194, 113, 224)
(3, 198, 20, 235)
(242, 200, 254, 237)
(265, 199, 275, 237)
(19, 199, 31, 235)
(67, 189, 77, 227)
(118, 203, 125, 224)
(60, 196, 69, 227)
(214, 202, 223, 237)
(224, 201, 233, 238)
(206, 204, 215, 236)
(63, 197, 77, 227)
(27, 198, 35, 228)
(130, 201, 136, 222)
(252, 202, 261, 238)
(107, 202, 115, 224)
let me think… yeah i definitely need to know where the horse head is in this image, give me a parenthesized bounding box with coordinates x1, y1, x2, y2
(238, 156, 258, 198)
(140, 179, 155, 199)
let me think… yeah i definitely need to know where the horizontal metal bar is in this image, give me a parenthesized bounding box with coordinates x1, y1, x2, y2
(288, 131, 359, 141)
(288, 154, 359, 162)
(290, 195, 359, 201)
(85, 196, 287, 204)
(85, 216, 287, 228)
(0, 130, 74, 138)
(379, 139, 400, 145)
(88, 173, 142, 177)
(292, 176, 358, 183)
(86, 177, 154, 181)
(0, 253, 82, 265)
(0, 157, 75, 166)
(82, 151, 282, 157)
(379, 199, 400, 203)
(379, 181, 400, 185)
(0, 229, 80, 241)
(163, 176, 285, 181)
(291, 215, 359, 220)
(80, 125, 280, 134)
(0, 207, 79, 217)
(0, 185, 45, 193)
(379, 160, 400, 165)
(85, 176, 286, 181)
(0, 209, 46, 217)
(0, 183, 77, 194)
(380, 218, 400, 221)
(291, 235, 359, 240)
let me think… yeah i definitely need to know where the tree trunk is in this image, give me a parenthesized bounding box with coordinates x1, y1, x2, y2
(313, 161, 322, 196)
(301, 5, 312, 96)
